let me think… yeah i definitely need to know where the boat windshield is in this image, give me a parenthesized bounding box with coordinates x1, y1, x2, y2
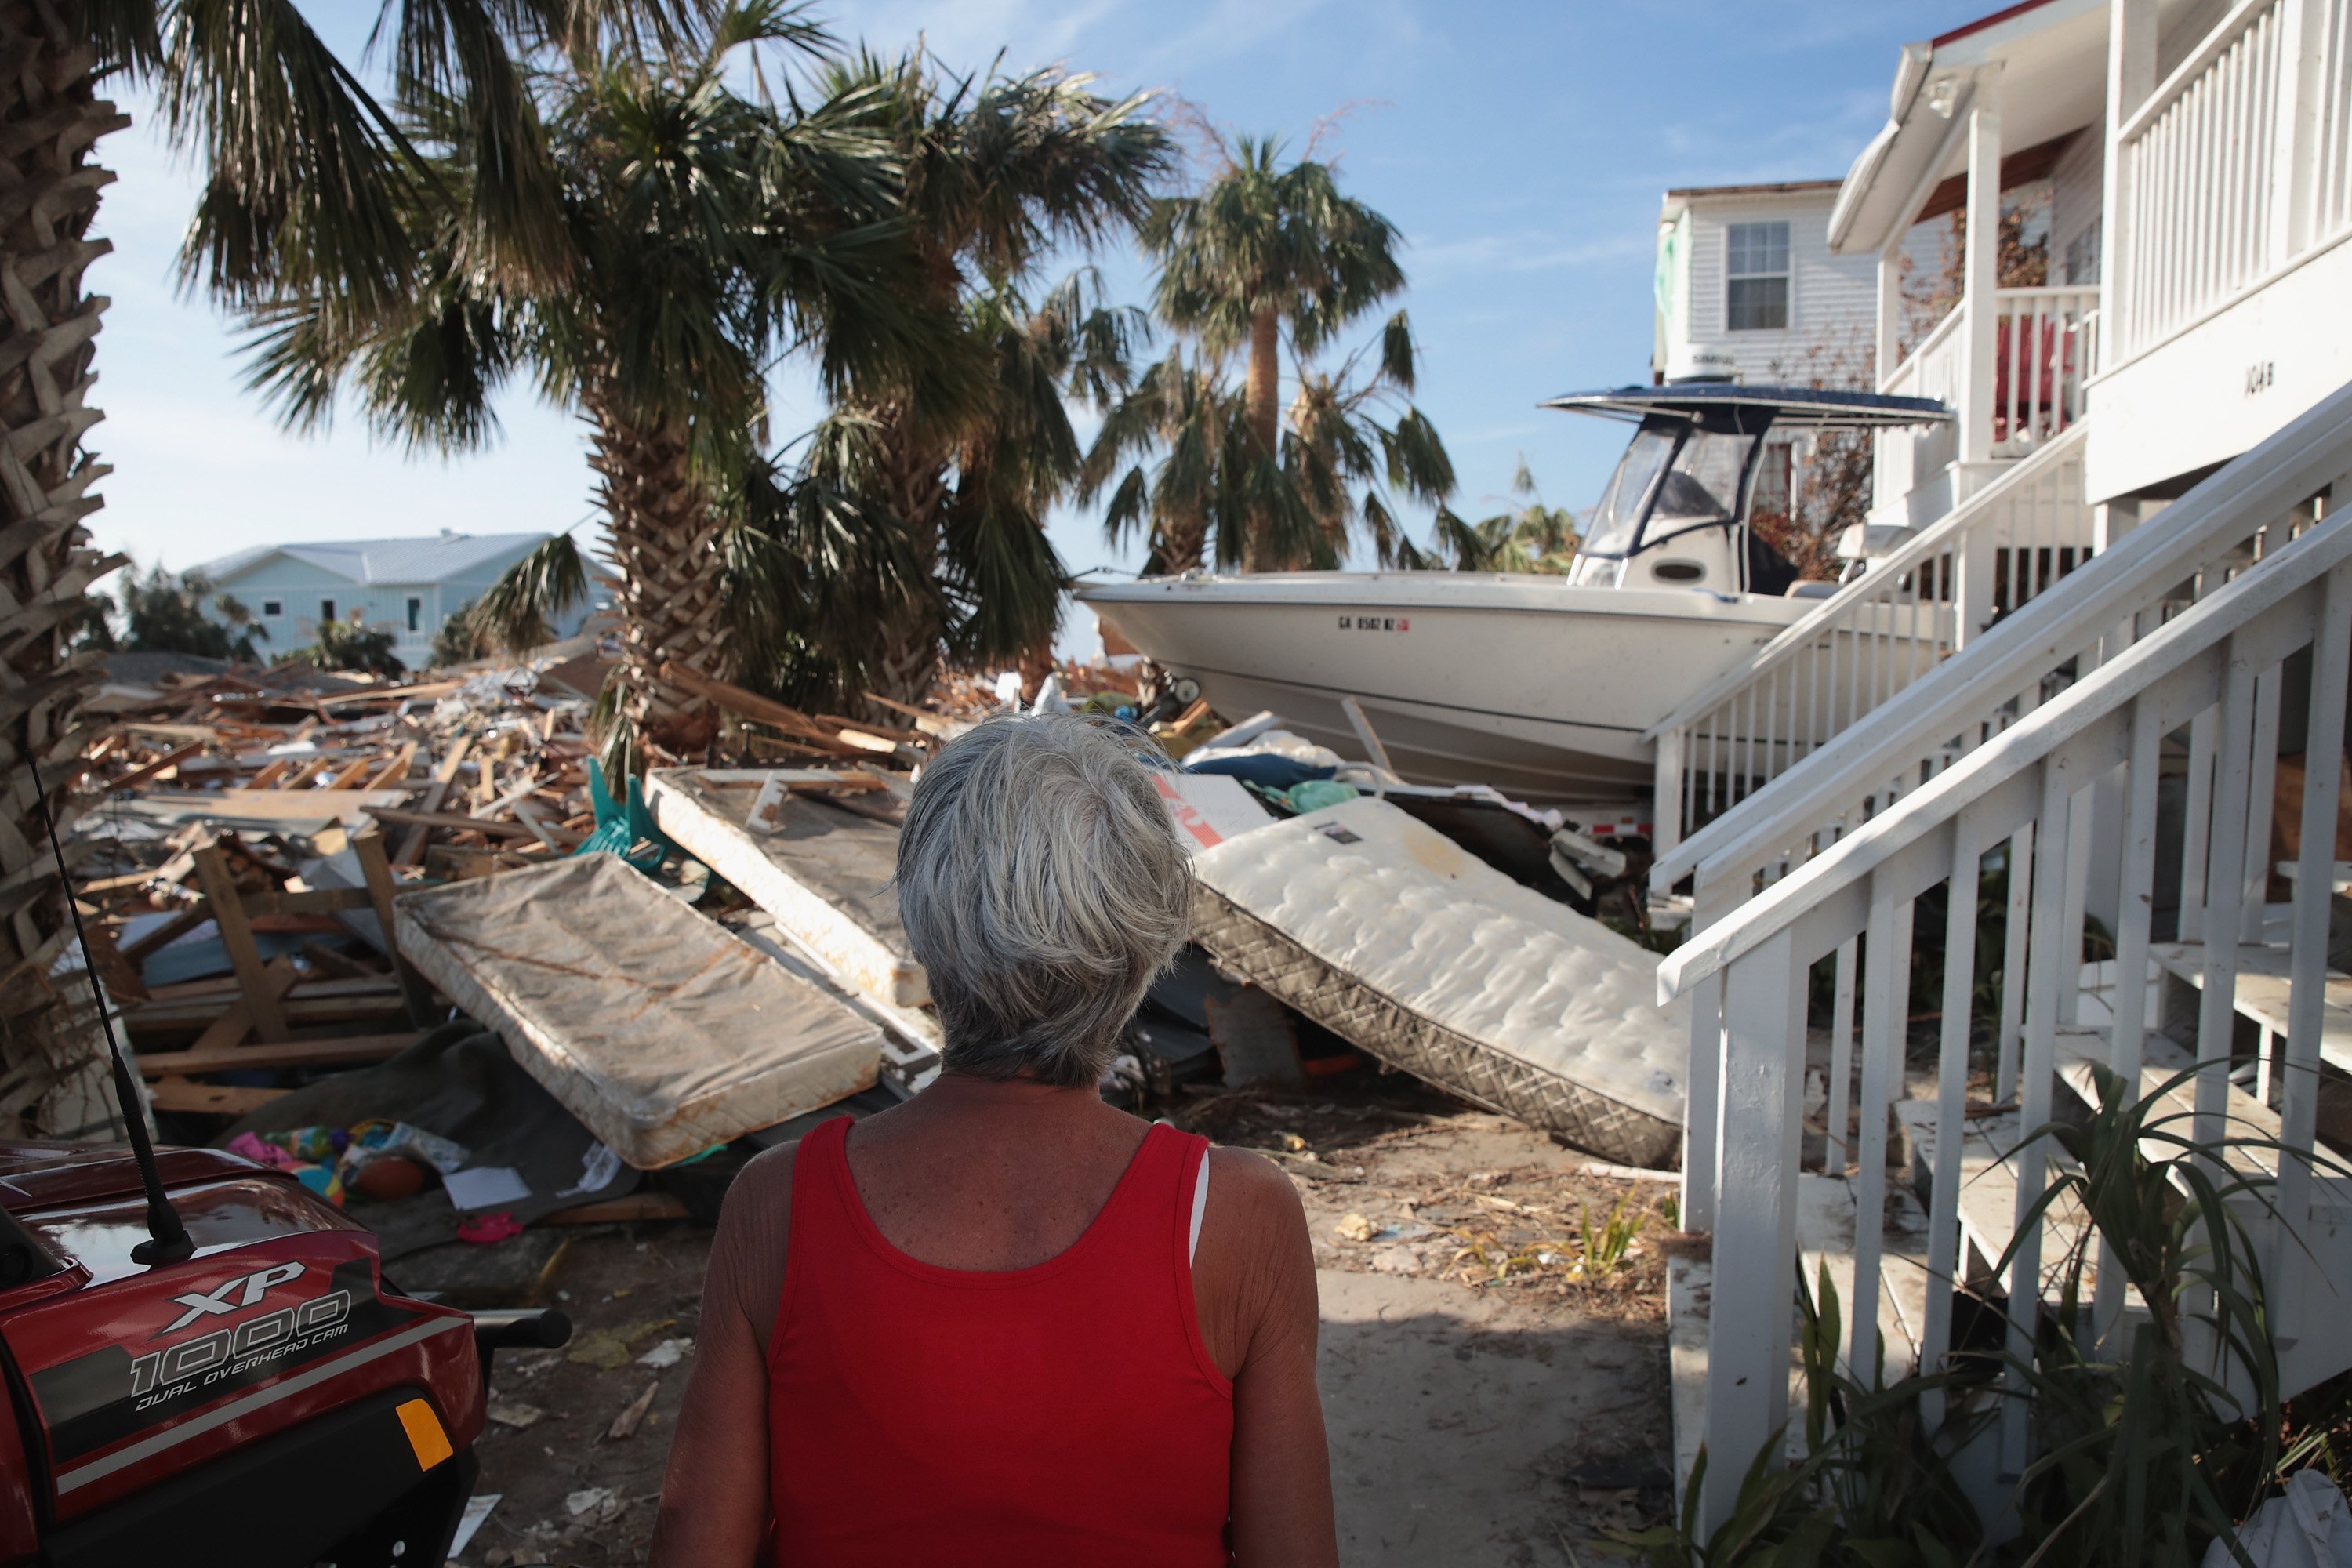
(1648, 429, 1757, 535)
(1581, 426, 1675, 557)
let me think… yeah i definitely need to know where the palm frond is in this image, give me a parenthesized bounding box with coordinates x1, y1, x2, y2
(473, 532, 590, 654)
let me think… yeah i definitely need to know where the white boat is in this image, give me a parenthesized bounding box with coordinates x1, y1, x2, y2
(1078, 385, 1948, 807)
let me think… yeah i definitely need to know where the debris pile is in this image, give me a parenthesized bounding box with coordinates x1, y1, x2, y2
(59, 641, 1684, 1316)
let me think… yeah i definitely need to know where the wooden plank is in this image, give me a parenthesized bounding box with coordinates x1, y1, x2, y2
(661, 661, 870, 754)
(395, 735, 475, 866)
(106, 742, 207, 793)
(119, 907, 208, 966)
(77, 852, 194, 895)
(183, 960, 303, 1052)
(191, 844, 289, 1042)
(138, 1033, 419, 1078)
(358, 740, 418, 790)
(149, 1079, 290, 1116)
(316, 679, 464, 709)
(354, 831, 439, 1029)
(541, 1192, 693, 1225)
(127, 993, 412, 1038)
(145, 973, 401, 1003)
(361, 807, 540, 841)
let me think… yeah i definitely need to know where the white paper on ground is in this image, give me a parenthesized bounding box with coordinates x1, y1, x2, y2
(443, 1164, 532, 1211)
(1152, 771, 1273, 852)
(557, 1142, 622, 1200)
(451, 1494, 499, 1556)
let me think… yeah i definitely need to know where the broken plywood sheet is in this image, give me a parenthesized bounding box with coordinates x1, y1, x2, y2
(394, 853, 883, 1167)
(1189, 797, 1686, 1168)
(644, 768, 926, 1009)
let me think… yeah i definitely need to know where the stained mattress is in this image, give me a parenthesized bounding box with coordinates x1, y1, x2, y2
(1189, 797, 1686, 1167)
(394, 852, 884, 1167)
(644, 768, 926, 1010)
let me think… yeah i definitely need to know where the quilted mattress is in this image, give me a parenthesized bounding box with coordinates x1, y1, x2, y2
(645, 768, 927, 1009)
(394, 853, 884, 1167)
(1189, 797, 1686, 1167)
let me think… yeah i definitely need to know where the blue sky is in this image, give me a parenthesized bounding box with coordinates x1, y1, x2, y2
(89, 0, 1965, 652)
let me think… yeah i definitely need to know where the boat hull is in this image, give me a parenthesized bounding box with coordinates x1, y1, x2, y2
(1077, 573, 1817, 806)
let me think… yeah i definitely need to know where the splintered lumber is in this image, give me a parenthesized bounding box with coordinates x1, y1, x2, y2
(396, 734, 475, 865)
(658, 662, 873, 756)
(361, 807, 542, 841)
(860, 691, 971, 741)
(184, 960, 303, 1052)
(395, 855, 886, 1167)
(192, 844, 290, 1043)
(644, 768, 927, 1010)
(107, 742, 208, 793)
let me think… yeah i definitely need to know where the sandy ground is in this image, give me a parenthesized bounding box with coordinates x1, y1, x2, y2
(451, 1077, 1675, 1566)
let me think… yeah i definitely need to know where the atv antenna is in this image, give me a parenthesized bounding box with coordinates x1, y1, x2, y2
(41, 799, 192, 1266)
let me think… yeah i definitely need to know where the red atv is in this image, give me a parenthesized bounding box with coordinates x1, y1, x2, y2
(0, 1135, 566, 1567)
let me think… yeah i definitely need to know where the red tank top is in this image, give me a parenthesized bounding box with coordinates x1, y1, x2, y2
(768, 1116, 1236, 1564)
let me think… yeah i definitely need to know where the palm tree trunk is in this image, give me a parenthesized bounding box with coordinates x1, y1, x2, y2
(1244, 306, 1279, 456)
(865, 408, 951, 710)
(585, 397, 727, 757)
(0, 4, 130, 1136)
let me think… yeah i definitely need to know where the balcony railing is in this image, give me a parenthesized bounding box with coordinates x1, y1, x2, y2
(2110, 0, 2352, 366)
(1880, 286, 2097, 474)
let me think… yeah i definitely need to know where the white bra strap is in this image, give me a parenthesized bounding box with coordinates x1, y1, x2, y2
(1188, 1152, 1210, 1265)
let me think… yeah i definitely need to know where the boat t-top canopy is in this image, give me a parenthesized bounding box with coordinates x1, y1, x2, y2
(1540, 383, 1951, 429)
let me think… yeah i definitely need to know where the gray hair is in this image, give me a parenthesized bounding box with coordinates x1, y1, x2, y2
(895, 713, 1192, 1087)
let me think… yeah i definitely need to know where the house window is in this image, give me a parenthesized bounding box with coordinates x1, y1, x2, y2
(261, 599, 281, 618)
(320, 597, 336, 624)
(1725, 221, 1790, 332)
(1751, 441, 1793, 527)
(406, 597, 422, 633)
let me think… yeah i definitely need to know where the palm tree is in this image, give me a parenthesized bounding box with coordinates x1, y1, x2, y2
(801, 51, 1168, 706)
(245, 9, 945, 756)
(1141, 132, 1415, 567)
(1434, 459, 1581, 575)
(1, 2, 688, 1129)
(1086, 315, 1453, 573)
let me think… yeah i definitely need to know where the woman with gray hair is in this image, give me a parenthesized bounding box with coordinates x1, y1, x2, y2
(650, 714, 1338, 1566)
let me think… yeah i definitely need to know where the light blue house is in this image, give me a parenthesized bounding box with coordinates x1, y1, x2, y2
(195, 532, 600, 671)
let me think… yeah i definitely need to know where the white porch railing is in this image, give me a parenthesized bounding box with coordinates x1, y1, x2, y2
(1987, 287, 2098, 459)
(1659, 467, 2352, 1531)
(1650, 426, 2092, 862)
(1875, 288, 2097, 510)
(1659, 382, 2352, 1261)
(2110, 0, 2352, 366)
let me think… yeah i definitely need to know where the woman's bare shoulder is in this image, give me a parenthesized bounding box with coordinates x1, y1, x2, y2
(723, 1138, 800, 1218)
(1203, 1145, 1308, 1237)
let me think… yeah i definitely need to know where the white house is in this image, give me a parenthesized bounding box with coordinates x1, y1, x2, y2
(196, 531, 597, 671)
(1643, 0, 2352, 1532)
(1651, 180, 1882, 528)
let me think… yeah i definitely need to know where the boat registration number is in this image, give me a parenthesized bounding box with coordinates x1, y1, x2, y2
(1337, 615, 1410, 632)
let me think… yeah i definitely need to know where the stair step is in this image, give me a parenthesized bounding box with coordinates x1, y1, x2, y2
(2053, 1028, 2280, 1181)
(1893, 1098, 2132, 1312)
(1798, 1174, 1936, 1381)
(1667, 1172, 1932, 1508)
(2143, 939, 2352, 1077)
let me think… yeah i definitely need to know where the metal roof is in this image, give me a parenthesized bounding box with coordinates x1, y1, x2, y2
(1539, 384, 1952, 429)
(196, 532, 554, 587)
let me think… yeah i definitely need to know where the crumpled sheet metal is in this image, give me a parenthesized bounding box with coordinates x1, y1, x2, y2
(394, 853, 883, 1167)
(1189, 797, 1686, 1169)
(644, 768, 927, 1009)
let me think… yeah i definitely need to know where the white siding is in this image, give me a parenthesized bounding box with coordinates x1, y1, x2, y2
(1671, 191, 1877, 385)
(2049, 127, 2104, 285)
